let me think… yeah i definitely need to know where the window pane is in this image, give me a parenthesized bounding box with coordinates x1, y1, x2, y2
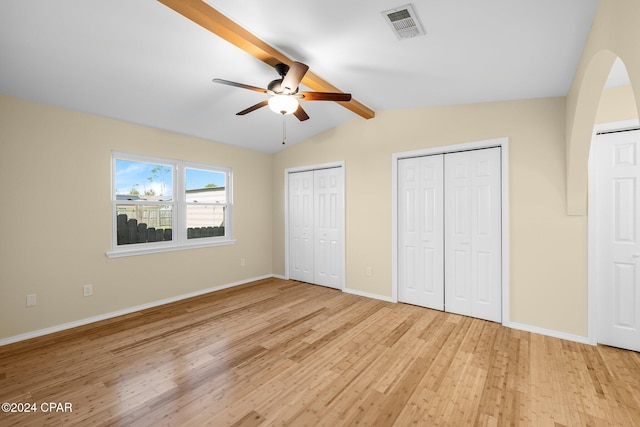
(185, 168, 226, 202)
(115, 159, 173, 200)
(186, 204, 225, 239)
(116, 204, 173, 245)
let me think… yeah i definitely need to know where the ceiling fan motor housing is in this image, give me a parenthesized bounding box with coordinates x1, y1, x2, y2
(268, 78, 300, 95)
(268, 79, 283, 93)
(274, 63, 290, 77)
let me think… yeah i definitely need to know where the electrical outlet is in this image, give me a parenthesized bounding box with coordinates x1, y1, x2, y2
(83, 284, 93, 297)
(240, 257, 246, 266)
(26, 294, 37, 307)
(366, 266, 373, 277)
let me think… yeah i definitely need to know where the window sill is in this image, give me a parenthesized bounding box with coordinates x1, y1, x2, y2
(106, 239, 236, 258)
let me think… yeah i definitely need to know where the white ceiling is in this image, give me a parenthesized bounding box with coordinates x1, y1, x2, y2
(0, 0, 602, 153)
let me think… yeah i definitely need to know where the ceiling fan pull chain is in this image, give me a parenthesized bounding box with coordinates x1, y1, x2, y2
(282, 113, 287, 145)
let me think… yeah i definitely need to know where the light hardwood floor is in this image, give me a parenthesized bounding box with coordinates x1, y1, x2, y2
(1, 278, 639, 426)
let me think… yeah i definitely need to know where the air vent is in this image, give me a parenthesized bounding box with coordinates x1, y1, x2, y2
(381, 3, 426, 40)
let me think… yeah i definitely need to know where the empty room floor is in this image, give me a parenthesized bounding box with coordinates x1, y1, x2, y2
(1, 278, 639, 426)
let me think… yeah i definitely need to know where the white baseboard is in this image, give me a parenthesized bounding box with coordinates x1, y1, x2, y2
(342, 289, 593, 346)
(1, 276, 594, 349)
(505, 321, 592, 345)
(341, 292, 591, 346)
(0, 274, 274, 347)
(342, 287, 396, 303)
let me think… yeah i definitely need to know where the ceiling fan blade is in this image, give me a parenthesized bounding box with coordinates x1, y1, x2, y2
(293, 105, 310, 121)
(298, 92, 352, 102)
(281, 62, 309, 94)
(236, 100, 269, 115)
(213, 78, 267, 93)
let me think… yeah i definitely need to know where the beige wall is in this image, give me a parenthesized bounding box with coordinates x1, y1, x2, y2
(595, 85, 638, 124)
(4, 0, 640, 343)
(273, 97, 590, 337)
(0, 95, 273, 340)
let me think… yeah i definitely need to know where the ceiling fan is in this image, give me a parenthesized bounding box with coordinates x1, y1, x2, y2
(213, 61, 352, 122)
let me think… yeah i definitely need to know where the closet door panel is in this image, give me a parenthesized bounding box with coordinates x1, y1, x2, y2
(314, 167, 343, 289)
(595, 130, 640, 352)
(398, 155, 445, 310)
(470, 147, 502, 322)
(445, 148, 501, 322)
(445, 152, 473, 316)
(289, 171, 314, 283)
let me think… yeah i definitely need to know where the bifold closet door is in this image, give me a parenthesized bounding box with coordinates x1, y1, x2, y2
(398, 155, 445, 309)
(444, 148, 502, 322)
(288, 167, 343, 289)
(397, 147, 502, 323)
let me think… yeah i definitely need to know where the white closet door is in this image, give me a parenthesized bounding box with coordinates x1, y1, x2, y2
(314, 167, 343, 289)
(595, 130, 640, 352)
(289, 171, 314, 283)
(398, 155, 445, 309)
(445, 148, 501, 322)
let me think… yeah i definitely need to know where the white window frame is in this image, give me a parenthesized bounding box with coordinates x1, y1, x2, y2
(107, 151, 234, 258)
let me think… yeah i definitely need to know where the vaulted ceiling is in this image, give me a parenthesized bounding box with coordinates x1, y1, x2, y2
(0, 1, 602, 153)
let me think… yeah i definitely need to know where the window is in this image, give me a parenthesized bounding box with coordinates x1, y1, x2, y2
(108, 152, 233, 257)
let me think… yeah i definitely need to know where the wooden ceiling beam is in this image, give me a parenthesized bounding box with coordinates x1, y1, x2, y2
(157, 0, 375, 120)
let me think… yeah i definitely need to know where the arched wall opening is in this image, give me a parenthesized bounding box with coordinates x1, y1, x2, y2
(565, 0, 640, 216)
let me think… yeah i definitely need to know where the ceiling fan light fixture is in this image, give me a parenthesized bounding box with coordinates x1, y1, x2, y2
(268, 95, 299, 115)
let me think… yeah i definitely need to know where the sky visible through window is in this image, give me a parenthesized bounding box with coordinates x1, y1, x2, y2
(115, 160, 225, 197)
